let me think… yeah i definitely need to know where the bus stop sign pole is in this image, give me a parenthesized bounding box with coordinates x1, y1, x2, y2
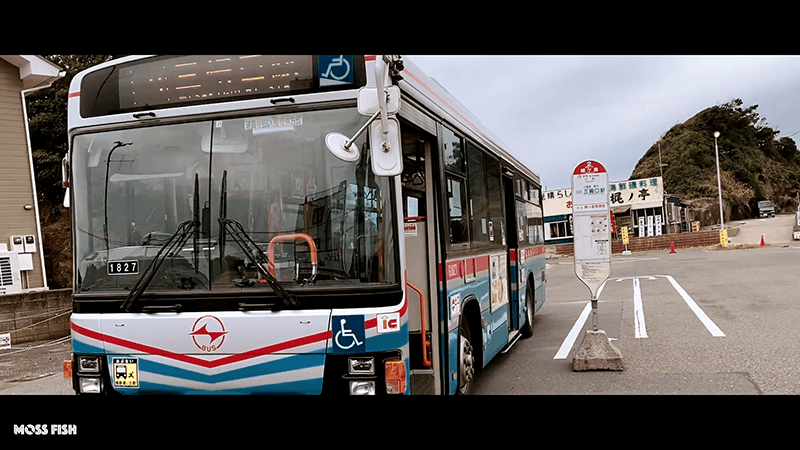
(570, 160, 623, 371)
(571, 160, 611, 330)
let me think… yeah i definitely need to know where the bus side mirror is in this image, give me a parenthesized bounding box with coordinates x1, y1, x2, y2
(62, 155, 70, 208)
(357, 86, 400, 116)
(325, 55, 404, 176)
(324, 113, 403, 177)
(369, 116, 402, 176)
(368, 55, 402, 176)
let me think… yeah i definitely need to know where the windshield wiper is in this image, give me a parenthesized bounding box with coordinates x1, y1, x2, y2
(218, 170, 298, 309)
(120, 174, 202, 312)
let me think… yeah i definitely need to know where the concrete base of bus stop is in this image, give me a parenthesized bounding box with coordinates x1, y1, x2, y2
(572, 330, 624, 371)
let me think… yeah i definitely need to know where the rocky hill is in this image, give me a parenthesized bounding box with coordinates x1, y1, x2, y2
(630, 99, 800, 225)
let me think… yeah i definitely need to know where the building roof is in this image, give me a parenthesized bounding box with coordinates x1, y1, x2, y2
(0, 55, 64, 90)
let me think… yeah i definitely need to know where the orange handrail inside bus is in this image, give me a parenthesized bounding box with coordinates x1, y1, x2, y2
(267, 233, 318, 281)
(406, 281, 431, 368)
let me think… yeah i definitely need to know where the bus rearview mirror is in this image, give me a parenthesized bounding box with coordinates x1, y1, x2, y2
(325, 132, 361, 162)
(357, 86, 401, 116)
(370, 117, 402, 176)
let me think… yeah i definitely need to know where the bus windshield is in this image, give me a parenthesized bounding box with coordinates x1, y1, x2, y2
(71, 107, 397, 297)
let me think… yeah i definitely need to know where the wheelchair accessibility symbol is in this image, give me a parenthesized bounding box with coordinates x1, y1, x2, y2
(319, 55, 354, 87)
(332, 315, 365, 353)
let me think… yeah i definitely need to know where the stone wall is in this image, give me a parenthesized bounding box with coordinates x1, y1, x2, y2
(0, 289, 71, 345)
(555, 230, 721, 256)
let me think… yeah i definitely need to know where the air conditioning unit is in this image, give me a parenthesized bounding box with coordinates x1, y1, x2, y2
(0, 252, 22, 295)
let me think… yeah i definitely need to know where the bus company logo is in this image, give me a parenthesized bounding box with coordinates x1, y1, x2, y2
(190, 315, 228, 352)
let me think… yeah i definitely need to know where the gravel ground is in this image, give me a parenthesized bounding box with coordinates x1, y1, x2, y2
(0, 338, 73, 390)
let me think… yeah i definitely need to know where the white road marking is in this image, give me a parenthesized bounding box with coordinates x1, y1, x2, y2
(554, 301, 592, 360)
(553, 279, 609, 360)
(633, 277, 648, 338)
(664, 275, 726, 337)
(554, 274, 725, 359)
(612, 257, 660, 264)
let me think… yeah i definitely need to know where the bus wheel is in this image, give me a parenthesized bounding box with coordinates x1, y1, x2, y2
(521, 283, 534, 338)
(457, 319, 475, 395)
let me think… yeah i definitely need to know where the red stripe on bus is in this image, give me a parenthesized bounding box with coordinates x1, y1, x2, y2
(522, 245, 546, 258)
(442, 255, 492, 282)
(475, 255, 489, 272)
(444, 260, 463, 281)
(72, 296, 409, 368)
(465, 258, 475, 276)
(69, 91, 80, 98)
(72, 321, 331, 369)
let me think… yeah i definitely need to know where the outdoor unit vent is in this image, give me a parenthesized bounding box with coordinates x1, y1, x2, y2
(0, 252, 22, 295)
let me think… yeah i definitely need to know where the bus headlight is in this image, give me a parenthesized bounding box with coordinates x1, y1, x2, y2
(78, 356, 101, 373)
(348, 357, 375, 375)
(79, 377, 102, 394)
(349, 380, 376, 395)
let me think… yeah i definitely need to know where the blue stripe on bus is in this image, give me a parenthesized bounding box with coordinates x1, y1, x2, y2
(131, 353, 325, 385)
(72, 338, 104, 354)
(122, 377, 324, 395)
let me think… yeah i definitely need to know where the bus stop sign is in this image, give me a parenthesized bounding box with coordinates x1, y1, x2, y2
(571, 160, 611, 301)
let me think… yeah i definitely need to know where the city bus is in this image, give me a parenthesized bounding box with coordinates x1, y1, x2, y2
(63, 55, 546, 395)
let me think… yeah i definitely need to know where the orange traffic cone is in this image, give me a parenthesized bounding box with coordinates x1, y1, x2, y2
(670, 242, 676, 253)
(761, 235, 765, 247)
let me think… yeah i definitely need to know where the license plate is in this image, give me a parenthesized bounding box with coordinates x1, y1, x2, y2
(107, 260, 139, 275)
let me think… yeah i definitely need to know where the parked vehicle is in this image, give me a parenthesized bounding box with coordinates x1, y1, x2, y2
(755, 200, 776, 218)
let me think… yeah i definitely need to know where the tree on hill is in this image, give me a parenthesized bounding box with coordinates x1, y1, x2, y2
(631, 99, 800, 221)
(25, 55, 124, 288)
(26, 55, 124, 219)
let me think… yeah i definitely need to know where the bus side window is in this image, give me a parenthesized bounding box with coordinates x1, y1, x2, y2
(447, 176, 468, 244)
(405, 195, 421, 218)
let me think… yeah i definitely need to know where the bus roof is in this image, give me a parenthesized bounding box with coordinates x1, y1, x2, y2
(396, 56, 539, 185)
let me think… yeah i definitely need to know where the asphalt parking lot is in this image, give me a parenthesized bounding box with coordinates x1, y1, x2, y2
(1, 213, 797, 396)
(726, 212, 797, 246)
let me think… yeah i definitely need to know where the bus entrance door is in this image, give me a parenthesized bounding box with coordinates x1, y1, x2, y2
(405, 216, 432, 378)
(503, 171, 522, 338)
(402, 126, 440, 394)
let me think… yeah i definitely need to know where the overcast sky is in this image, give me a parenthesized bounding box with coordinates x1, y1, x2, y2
(407, 55, 800, 191)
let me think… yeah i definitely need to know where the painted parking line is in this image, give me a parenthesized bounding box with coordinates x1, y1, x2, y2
(614, 275, 725, 338)
(632, 277, 648, 338)
(554, 275, 724, 359)
(554, 300, 592, 360)
(664, 275, 725, 337)
(553, 280, 609, 360)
